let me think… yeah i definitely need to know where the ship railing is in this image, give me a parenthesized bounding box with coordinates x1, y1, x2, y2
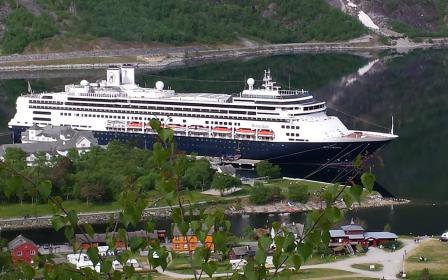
(242, 90, 309, 100)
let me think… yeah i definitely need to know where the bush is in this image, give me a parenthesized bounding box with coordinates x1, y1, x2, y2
(255, 161, 281, 179)
(288, 185, 310, 203)
(250, 183, 283, 205)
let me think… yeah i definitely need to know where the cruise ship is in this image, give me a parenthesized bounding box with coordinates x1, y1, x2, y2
(8, 65, 397, 166)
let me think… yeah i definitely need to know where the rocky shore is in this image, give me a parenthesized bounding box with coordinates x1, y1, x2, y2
(1, 38, 448, 72)
(227, 194, 410, 215)
(0, 194, 410, 231)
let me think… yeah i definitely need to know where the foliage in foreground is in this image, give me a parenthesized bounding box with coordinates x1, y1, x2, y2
(0, 119, 377, 279)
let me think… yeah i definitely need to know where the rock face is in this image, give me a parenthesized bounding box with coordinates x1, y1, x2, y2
(328, 0, 448, 34)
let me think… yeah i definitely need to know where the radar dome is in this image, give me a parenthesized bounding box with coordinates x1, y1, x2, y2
(155, 81, 164, 90)
(80, 80, 89, 86)
(247, 78, 255, 86)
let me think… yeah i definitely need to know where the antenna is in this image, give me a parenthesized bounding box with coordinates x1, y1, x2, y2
(390, 115, 394, 135)
(27, 81, 33, 94)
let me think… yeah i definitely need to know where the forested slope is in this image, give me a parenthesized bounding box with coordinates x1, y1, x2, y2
(0, 0, 367, 54)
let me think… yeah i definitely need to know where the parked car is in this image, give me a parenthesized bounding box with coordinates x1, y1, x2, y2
(440, 232, 448, 242)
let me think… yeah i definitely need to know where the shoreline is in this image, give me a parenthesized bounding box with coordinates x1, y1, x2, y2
(0, 195, 410, 231)
(230, 195, 410, 216)
(1, 39, 447, 72)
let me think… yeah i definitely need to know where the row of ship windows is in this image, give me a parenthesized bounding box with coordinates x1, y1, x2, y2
(286, 133, 299, 137)
(30, 98, 319, 112)
(30, 105, 287, 122)
(281, 125, 299, 129)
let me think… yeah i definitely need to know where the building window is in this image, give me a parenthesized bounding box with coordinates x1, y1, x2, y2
(175, 236, 179, 241)
(183, 244, 188, 249)
(175, 244, 179, 249)
(17, 251, 22, 256)
(30, 250, 36, 255)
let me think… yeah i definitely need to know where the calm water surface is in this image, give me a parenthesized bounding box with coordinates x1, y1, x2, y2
(1, 50, 447, 239)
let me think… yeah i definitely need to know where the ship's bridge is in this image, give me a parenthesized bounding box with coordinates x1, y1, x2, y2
(240, 70, 309, 100)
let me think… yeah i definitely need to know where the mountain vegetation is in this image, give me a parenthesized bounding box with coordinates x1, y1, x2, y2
(0, 0, 367, 54)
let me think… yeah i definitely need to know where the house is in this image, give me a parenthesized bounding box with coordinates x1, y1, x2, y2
(0, 125, 98, 165)
(75, 230, 167, 250)
(172, 225, 214, 253)
(329, 221, 398, 250)
(8, 235, 39, 265)
(229, 245, 257, 260)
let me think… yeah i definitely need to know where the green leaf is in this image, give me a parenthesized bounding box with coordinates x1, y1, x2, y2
(129, 236, 145, 252)
(349, 184, 363, 203)
(67, 210, 78, 227)
(361, 172, 375, 192)
(292, 253, 302, 270)
(202, 261, 218, 278)
(87, 247, 100, 266)
(38, 180, 52, 198)
(259, 236, 272, 250)
(64, 226, 75, 240)
(343, 191, 355, 208)
(145, 220, 155, 233)
(101, 259, 112, 273)
(282, 232, 296, 253)
(325, 206, 342, 224)
(51, 215, 66, 231)
(354, 154, 363, 169)
(171, 209, 181, 224)
(297, 242, 313, 262)
(84, 224, 95, 238)
(213, 231, 227, 253)
(255, 249, 267, 265)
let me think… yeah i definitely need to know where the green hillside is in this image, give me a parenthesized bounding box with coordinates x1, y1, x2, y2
(0, 0, 367, 54)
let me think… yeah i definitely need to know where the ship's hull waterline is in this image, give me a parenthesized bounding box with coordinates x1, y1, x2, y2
(11, 126, 390, 166)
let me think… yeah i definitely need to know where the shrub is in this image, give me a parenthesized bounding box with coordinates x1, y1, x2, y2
(288, 185, 310, 203)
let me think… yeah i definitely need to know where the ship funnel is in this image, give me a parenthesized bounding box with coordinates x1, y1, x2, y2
(121, 64, 135, 85)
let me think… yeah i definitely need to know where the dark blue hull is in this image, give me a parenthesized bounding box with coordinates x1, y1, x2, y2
(10, 126, 391, 166)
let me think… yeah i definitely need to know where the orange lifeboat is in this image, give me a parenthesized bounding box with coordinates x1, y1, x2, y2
(236, 128, 256, 135)
(128, 122, 142, 128)
(189, 125, 208, 133)
(169, 124, 186, 132)
(213, 127, 231, 134)
(258, 129, 274, 137)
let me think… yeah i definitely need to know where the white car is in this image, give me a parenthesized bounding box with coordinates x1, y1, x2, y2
(440, 232, 448, 242)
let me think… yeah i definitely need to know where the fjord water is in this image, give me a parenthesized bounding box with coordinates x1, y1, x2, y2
(1, 50, 447, 236)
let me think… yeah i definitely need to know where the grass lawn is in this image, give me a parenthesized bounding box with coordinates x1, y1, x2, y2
(0, 200, 121, 218)
(265, 178, 329, 193)
(275, 268, 354, 279)
(405, 239, 448, 279)
(0, 190, 222, 219)
(167, 254, 232, 275)
(351, 263, 383, 271)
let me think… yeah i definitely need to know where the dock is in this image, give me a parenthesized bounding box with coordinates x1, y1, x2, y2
(197, 156, 260, 169)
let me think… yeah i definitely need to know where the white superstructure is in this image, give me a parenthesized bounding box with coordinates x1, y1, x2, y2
(8, 66, 396, 145)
